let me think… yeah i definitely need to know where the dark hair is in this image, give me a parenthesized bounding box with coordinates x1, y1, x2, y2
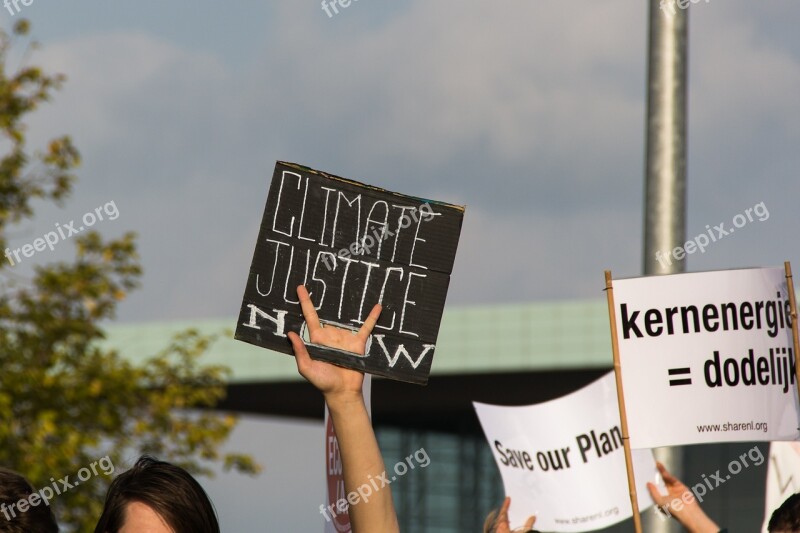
(94, 455, 219, 533)
(0, 467, 59, 533)
(769, 493, 800, 532)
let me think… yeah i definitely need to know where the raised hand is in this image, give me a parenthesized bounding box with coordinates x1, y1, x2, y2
(286, 285, 398, 533)
(288, 284, 381, 398)
(485, 497, 537, 533)
(646, 462, 720, 533)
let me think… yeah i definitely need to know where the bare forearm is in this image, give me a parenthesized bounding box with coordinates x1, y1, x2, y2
(679, 513, 720, 533)
(326, 391, 399, 533)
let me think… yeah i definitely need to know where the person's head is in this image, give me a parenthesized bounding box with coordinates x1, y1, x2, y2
(0, 467, 59, 533)
(94, 455, 219, 533)
(769, 493, 800, 533)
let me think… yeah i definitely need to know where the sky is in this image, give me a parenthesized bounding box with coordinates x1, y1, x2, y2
(6, 0, 798, 324)
(3, 0, 800, 530)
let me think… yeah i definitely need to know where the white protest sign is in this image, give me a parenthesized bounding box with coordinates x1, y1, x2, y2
(611, 267, 800, 449)
(762, 442, 800, 532)
(474, 372, 658, 532)
(324, 375, 371, 533)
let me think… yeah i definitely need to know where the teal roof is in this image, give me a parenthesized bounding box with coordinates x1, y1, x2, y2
(104, 298, 616, 383)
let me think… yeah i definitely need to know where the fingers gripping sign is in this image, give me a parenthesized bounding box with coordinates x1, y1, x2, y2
(487, 497, 537, 533)
(298, 285, 381, 355)
(289, 285, 382, 396)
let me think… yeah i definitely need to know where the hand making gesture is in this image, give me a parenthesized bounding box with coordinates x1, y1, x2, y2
(287, 285, 399, 533)
(288, 284, 381, 401)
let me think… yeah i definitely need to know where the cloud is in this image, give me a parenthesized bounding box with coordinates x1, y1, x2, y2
(9, 0, 799, 322)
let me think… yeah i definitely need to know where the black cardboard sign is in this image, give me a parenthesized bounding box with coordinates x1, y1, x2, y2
(234, 162, 464, 385)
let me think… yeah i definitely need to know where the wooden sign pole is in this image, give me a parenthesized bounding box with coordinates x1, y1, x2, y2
(784, 262, 800, 412)
(604, 270, 643, 533)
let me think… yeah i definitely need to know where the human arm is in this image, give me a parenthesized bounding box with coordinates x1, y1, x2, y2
(646, 462, 721, 533)
(288, 285, 399, 533)
(484, 496, 537, 533)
